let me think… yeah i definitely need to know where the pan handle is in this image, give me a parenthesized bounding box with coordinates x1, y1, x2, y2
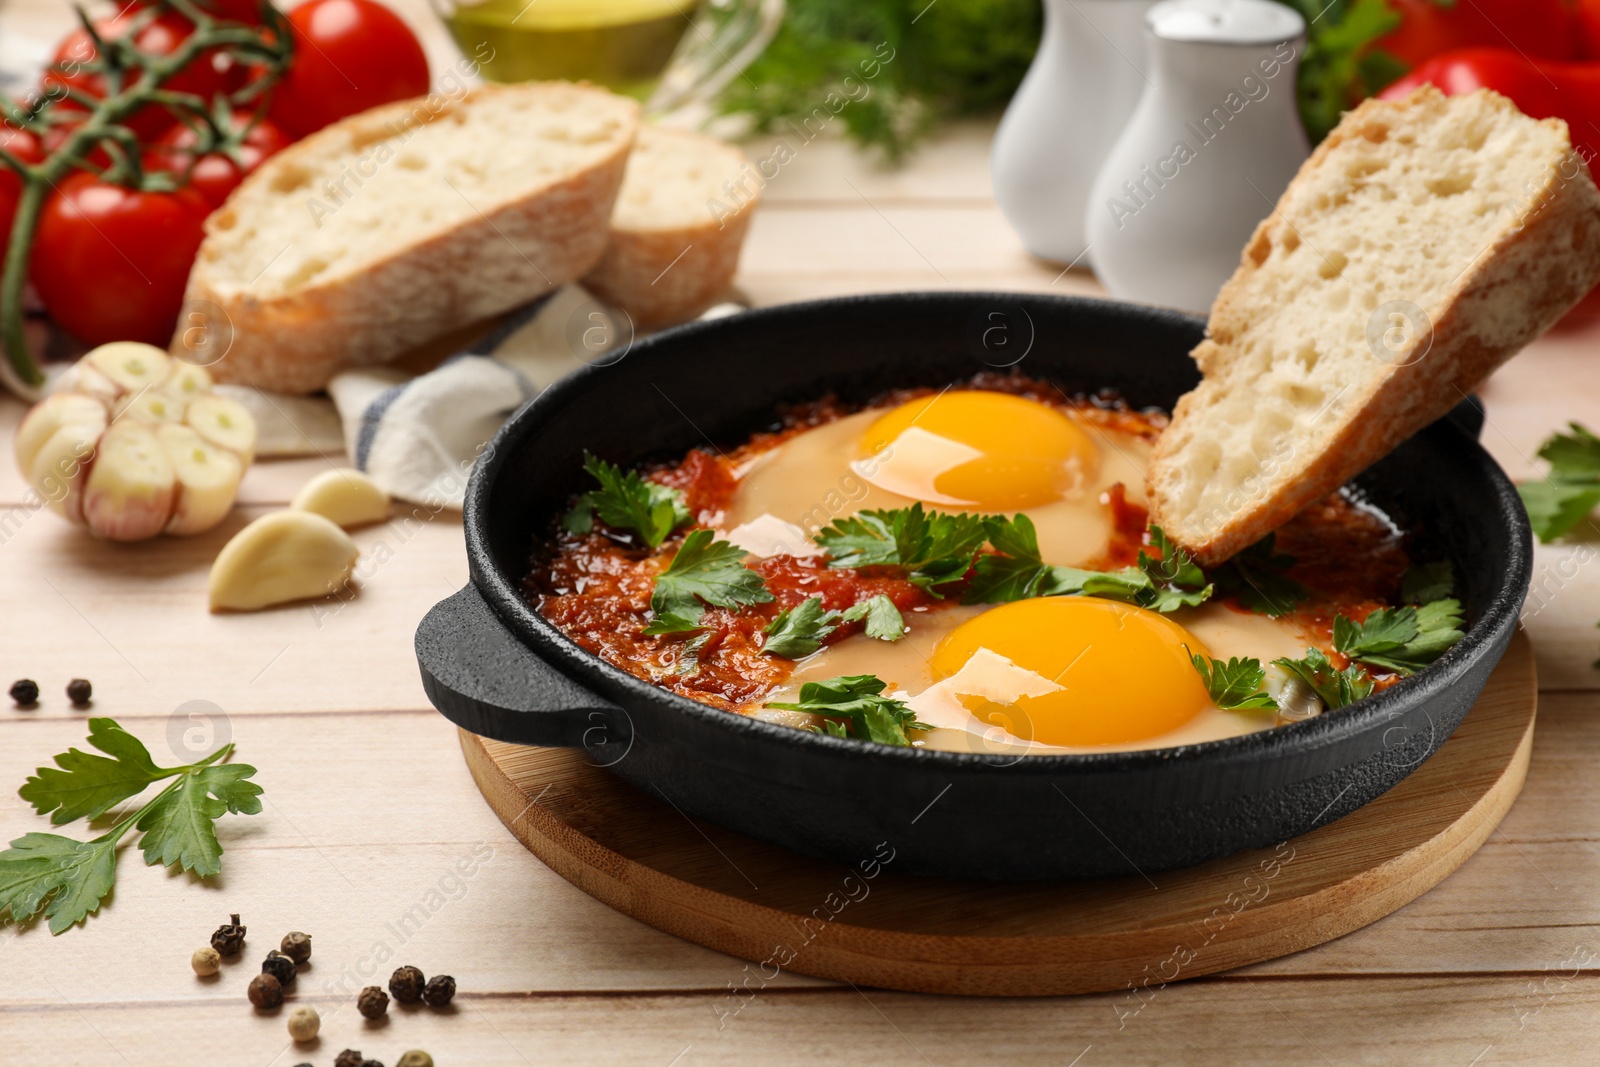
(415, 585, 622, 747)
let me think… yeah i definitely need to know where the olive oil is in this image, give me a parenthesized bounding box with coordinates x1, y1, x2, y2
(445, 0, 702, 99)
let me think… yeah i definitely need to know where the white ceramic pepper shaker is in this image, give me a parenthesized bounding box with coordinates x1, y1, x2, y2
(991, 0, 1157, 265)
(1084, 0, 1309, 311)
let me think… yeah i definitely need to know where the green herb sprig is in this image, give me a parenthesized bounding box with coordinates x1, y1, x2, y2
(1273, 647, 1374, 710)
(1518, 423, 1600, 543)
(767, 674, 929, 746)
(564, 451, 691, 548)
(1333, 599, 1465, 676)
(762, 594, 904, 658)
(644, 528, 773, 634)
(1211, 534, 1308, 617)
(1, 718, 262, 934)
(815, 503, 990, 595)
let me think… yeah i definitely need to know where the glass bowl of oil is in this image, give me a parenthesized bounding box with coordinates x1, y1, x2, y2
(434, 0, 783, 110)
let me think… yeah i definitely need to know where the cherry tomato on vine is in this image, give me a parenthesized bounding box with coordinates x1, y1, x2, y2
(148, 116, 292, 206)
(0, 126, 44, 258)
(30, 174, 211, 346)
(1376, 0, 1576, 69)
(268, 0, 429, 138)
(41, 11, 237, 138)
(127, 0, 270, 25)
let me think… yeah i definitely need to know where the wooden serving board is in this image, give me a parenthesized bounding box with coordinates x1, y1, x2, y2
(459, 631, 1537, 997)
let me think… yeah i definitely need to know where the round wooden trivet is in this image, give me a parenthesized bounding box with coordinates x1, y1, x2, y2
(460, 632, 1536, 997)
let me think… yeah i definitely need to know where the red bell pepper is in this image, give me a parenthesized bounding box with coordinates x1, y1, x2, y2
(1380, 49, 1600, 167)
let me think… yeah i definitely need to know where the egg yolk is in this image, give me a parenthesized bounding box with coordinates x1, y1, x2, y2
(930, 598, 1213, 747)
(855, 392, 1097, 510)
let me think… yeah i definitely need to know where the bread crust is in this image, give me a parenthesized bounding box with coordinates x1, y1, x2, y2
(175, 84, 639, 395)
(581, 130, 758, 330)
(1148, 88, 1600, 565)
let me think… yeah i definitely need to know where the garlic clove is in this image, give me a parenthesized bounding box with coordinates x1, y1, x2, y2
(62, 361, 121, 403)
(115, 389, 185, 426)
(159, 425, 244, 537)
(26, 422, 104, 523)
(84, 341, 171, 395)
(15, 392, 106, 476)
(291, 468, 391, 529)
(157, 360, 213, 407)
(185, 395, 257, 466)
(208, 510, 360, 612)
(82, 422, 177, 542)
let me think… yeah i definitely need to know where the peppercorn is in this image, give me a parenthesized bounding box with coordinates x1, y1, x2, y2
(191, 946, 221, 977)
(359, 1061, 386, 1067)
(280, 930, 313, 966)
(211, 912, 247, 956)
(396, 1053, 433, 1067)
(357, 984, 389, 1019)
(261, 949, 297, 987)
(287, 1005, 320, 1043)
(422, 974, 455, 1008)
(334, 1052, 365, 1067)
(65, 678, 92, 706)
(248, 972, 283, 1010)
(9, 679, 38, 707)
(389, 965, 426, 1003)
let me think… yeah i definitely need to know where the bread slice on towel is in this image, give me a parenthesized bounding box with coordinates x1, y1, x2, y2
(177, 82, 640, 395)
(582, 125, 758, 329)
(1147, 86, 1600, 565)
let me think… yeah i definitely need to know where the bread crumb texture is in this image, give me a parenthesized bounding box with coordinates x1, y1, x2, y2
(1149, 87, 1600, 564)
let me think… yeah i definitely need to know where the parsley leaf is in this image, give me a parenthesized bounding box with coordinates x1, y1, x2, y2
(19, 718, 167, 825)
(1135, 527, 1214, 612)
(1212, 534, 1308, 617)
(2, 719, 262, 934)
(763, 597, 837, 658)
(1189, 652, 1279, 711)
(1334, 599, 1465, 676)
(767, 674, 930, 746)
(815, 504, 989, 595)
(1400, 561, 1455, 605)
(645, 529, 772, 634)
(0, 832, 121, 935)
(564, 451, 691, 548)
(763, 594, 905, 658)
(842, 594, 905, 641)
(1518, 423, 1600, 543)
(1273, 647, 1375, 710)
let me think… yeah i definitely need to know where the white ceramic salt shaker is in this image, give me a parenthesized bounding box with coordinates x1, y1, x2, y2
(1084, 0, 1308, 312)
(991, 0, 1156, 265)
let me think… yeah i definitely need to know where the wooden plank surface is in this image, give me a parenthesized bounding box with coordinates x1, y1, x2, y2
(2, 1, 1599, 1063)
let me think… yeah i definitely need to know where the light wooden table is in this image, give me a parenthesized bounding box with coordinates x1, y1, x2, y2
(4, 3, 1600, 1064)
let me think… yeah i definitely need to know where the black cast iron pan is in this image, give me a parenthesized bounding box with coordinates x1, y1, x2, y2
(415, 292, 1530, 880)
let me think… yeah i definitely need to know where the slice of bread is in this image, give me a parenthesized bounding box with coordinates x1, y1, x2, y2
(1148, 87, 1600, 565)
(178, 82, 640, 395)
(581, 126, 758, 329)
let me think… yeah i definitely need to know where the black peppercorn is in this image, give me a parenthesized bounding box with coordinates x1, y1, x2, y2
(211, 912, 247, 956)
(422, 974, 455, 1008)
(280, 930, 313, 966)
(248, 972, 283, 1010)
(388, 965, 425, 1003)
(357, 984, 389, 1019)
(66, 678, 92, 706)
(334, 1052, 365, 1067)
(261, 950, 296, 987)
(9, 679, 38, 707)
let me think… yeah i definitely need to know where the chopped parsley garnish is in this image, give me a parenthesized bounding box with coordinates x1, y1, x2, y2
(815, 504, 990, 595)
(767, 674, 930, 746)
(564, 451, 691, 548)
(1400, 560, 1455, 605)
(1272, 647, 1375, 710)
(1333, 599, 1465, 676)
(644, 529, 772, 634)
(4, 718, 262, 934)
(1518, 422, 1600, 543)
(1188, 652, 1279, 711)
(965, 516, 1212, 613)
(1211, 534, 1308, 617)
(762, 595, 905, 658)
